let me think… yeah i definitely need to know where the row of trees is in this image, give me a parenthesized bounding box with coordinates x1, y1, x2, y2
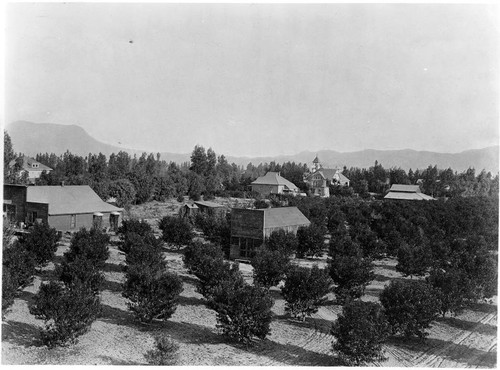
(28, 227, 109, 346)
(119, 219, 184, 324)
(5, 131, 497, 209)
(2, 223, 60, 313)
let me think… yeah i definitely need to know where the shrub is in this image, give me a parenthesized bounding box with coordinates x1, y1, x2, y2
(265, 229, 298, 257)
(2, 267, 17, 313)
(29, 281, 101, 347)
(122, 266, 183, 323)
(251, 246, 291, 288)
(328, 237, 374, 304)
(296, 224, 325, 258)
(3, 241, 36, 289)
(211, 283, 274, 343)
(396, 242, 433, 278)
(117, 219, 153, 238)
(183, 240, 225, 274)
(195, 257, 245, 301)
(19, 222, 60, 266)
(145, 334, 180, 365)
(125, 234, 166, 273)
(193, 212, 231, 256)
(332, 300, 390, 365)
(426, 268, 476, 317)
(380, 280, 440, 339)
(64, 228, 110, 268)
(281, 265, 332, 321)
(158, 216, 194, 249)
(57, 257, 105, 294)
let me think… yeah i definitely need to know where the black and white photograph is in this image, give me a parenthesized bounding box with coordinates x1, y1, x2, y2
(2, 2, 498, 367)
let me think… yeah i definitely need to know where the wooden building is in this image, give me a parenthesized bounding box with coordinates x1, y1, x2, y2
(303, 156, 350, 197)
(179, 203, 199, 218)
(384, 184, 435, 201)
(251, 172, 299, 196)
(229, 207, 310, 260)
(9, 156, 53, 184)
(3, 184, 123, 231)
(194, 200, 227, 216)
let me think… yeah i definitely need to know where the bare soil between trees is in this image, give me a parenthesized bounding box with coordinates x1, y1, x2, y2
(2, 199, 497, 366)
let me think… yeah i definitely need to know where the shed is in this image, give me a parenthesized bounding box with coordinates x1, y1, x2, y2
(230, 207, 310, 259)
(194, 200, 226, 215)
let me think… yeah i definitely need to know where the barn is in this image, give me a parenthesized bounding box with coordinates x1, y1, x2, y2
(229, 206, 310, 260)
(3, 184, 123, 232)
(384, 184, 435, 201)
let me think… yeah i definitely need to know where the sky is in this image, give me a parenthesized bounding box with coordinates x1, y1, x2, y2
(5, 3, 499, 157)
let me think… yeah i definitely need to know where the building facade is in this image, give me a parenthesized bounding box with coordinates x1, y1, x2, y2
(303, 156, 350, 197)
(251, 172, 299, 196)
(229, 207, 310, 259)
(3, 184, 123, 231)
(9, 156, 53, 184)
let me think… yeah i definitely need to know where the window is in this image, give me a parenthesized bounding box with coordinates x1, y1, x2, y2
(32, 163, 39, 168)
(70, 214, 76, 229)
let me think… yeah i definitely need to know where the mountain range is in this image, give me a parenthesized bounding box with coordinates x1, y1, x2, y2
(6, 121, 499, 173)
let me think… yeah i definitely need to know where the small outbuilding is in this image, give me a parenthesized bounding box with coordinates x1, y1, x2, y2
(230, 206, 310, 259)
(3, 184, 123, 231)
(179, 203, 199, 218)
(384, 184, 435, 201)
(194, 200, 227, 216)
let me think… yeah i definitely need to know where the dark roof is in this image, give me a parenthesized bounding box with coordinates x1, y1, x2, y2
(251, 172, 299, 191)
(263, 207, 310, 229)
(194, 200, 224, 208)
(26, 185, 123, 215)
(389, 184, 421, 193)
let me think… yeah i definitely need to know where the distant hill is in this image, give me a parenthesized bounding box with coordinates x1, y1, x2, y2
(6, 121, 191, 164)
(6, 121, 499, 172)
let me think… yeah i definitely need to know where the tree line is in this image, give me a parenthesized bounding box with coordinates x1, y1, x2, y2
(5, 131, 497, 211)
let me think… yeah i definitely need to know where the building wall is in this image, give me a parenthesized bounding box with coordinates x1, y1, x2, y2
(231, 208, 264, 239)
(25, 202, 49, 224)
(230, 208, 265, 259)
(263, 224, 308, 238)
(3, 185, 27, 224)
(47, 211, 121, 232)
(251, 184, 282, 196)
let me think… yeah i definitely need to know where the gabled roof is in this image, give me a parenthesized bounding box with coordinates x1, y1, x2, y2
(313, 155, 320, 164)
(184, 203, 199, 209)
(305, 168, 350, 183)
(26, 185, 123, 215)
(251, 172, 299, 191)
(10, 156, 52, 172)
(263, 207, 310, 229)
(384, 191, 435, 201)
(194, 200, 225, 208)
(389, 184, 421, 193)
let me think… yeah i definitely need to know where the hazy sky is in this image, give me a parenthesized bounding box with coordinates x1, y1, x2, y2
(5, 3, 499, 157)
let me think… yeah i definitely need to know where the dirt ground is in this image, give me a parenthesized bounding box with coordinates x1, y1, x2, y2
(2, 200, 497, 366)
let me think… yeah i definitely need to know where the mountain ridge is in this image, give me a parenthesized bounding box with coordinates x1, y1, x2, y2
(6, 121, 499, 172)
